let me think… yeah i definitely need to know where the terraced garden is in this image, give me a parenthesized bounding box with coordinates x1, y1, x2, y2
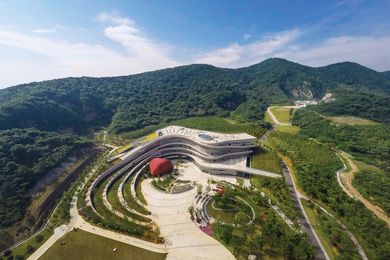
(77, 159, 162, 243)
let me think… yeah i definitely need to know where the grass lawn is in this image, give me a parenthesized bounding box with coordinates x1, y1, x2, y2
(8, 228, 54, 259)
(106, 175, 150, 222)
(123, 175, 151, 215)
(136, 175, 148, 205)
(209, 186, 312, 259)
(250, 147, 282, 174)
(324, 115, 379, 126)
(40, 230, 167, 260)
(270, 106, 295, 124)
(263, 110, 274, 124)
(206, 197, 252, 224)
(277, 125, 299, 134)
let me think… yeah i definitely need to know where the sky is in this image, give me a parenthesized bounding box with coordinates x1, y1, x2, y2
(0, 0, 390, 88)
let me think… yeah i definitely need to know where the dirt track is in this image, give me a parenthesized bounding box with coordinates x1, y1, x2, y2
(339, 152, 390, 228)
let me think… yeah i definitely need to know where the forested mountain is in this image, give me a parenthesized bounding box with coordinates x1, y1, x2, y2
(0, 129, 88, 226)
(314, 89, 390, 123)
(1, 58, 389, 134)
(382, 71, 390, 79)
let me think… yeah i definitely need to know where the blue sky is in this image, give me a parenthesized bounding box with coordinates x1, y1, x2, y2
(0, 0, 390, 88)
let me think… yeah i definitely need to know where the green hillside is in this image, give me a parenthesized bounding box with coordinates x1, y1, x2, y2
(314, 89, 390, 124)
(381, 71, 390, 79)
(0, 129, 88, 226)
(1, 58, 389, 135)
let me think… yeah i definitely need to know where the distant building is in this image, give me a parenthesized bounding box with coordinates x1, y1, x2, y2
(294, 100, 318, 107)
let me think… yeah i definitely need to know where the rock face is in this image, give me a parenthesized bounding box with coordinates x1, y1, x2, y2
(149, 158, 173, 176)
(292, 81, 314, 99)
(321, 92, 336, 103)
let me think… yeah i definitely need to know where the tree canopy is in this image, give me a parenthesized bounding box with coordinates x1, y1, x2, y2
(1, 59, 389, 134)
(0, 128, 88, 226)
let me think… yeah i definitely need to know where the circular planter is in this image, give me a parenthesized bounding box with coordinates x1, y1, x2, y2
(211, 197, 238, 211)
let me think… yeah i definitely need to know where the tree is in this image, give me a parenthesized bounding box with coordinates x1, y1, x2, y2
(205, 185, 211, 194)
(188, 205, 194, 220)
(25, 245, 35, 254)
(35, 234, 43, 243)
(196, 183, 203, 195)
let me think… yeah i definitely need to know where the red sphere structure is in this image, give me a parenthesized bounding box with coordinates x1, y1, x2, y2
(149, 158, 173, 176)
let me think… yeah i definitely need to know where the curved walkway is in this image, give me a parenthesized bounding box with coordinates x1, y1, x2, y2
(142, 178, 235, 260)
(118, 166, 150, 217)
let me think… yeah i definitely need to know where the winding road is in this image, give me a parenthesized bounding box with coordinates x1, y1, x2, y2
(337, 151, 390, 228)
(266, 106, 369, 260)
(266, 106, 296, 126)
(264, 106, 329, 259)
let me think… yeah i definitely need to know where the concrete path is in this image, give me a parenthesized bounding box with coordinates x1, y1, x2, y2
(142, 163, 235, 260)
(73, 211, 167, 253)
(28, 225, 68, 260)
(28, 197, 79, 260)
(29, 195, 167, 260)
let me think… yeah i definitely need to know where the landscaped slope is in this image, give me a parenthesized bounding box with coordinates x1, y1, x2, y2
(293, 108, 390, 171)
(266, 126, 390, 259)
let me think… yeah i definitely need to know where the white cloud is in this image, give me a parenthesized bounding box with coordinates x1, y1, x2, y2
(99, 12, 177, 68)
(278, 36, 390, 71)
(196, 29, 301, 67)
(0, 29, 133, 87)
(31, 25, 66, 34)
(243, 34, 251, 40)
(195, 43, 243, 66)
(31, 28, 57, 34)
(0, 13, 178, 88)
(195, 29, 390, 71)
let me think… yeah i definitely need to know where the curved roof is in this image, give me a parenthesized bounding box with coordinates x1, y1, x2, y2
(157, 125, 256, 144)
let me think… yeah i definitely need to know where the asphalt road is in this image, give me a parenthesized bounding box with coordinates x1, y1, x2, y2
(281, 161, 329, 260)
